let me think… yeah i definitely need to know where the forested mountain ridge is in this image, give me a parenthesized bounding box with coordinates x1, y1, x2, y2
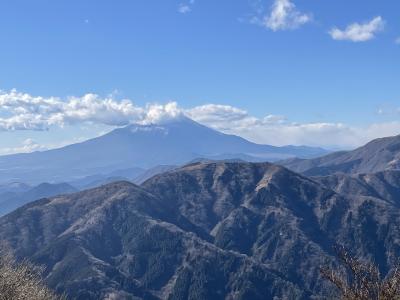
(1, 162, 399, 299)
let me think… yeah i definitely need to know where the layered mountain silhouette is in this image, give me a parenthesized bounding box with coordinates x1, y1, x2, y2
(0, 166, 176, 216)
(0, 117, 326, 184)
(0, 182, 77, 216)
(280, 135, 400, 176)
(1, 161, 400, 299)
(0, 182, 31, 194)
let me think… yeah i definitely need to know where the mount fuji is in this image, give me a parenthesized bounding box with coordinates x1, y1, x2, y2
(0, 117, 327, 184)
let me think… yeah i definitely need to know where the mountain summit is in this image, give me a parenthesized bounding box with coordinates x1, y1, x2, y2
(0, 117, 326, 184)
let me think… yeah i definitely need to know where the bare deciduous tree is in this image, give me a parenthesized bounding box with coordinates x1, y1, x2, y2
(0, 254, 65, 300)
(321, 246, 400, 300)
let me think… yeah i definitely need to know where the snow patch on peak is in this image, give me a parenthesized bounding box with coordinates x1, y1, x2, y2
(128, 124, 169, 135)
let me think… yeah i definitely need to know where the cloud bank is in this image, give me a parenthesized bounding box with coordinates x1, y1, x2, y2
(329, 16, 385, 42)
(1, 89, 400, 149)
(186, 104, 400, 149)
(0, 89, 181, 130)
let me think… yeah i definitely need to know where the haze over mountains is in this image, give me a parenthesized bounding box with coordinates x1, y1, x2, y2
(0, 117, 327, 184)
(0, 182, 77, 217)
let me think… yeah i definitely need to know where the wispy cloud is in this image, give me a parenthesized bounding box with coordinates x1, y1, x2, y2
(178, 0, 195, 14)
(329, 16, 385, 42)
(395, 37, 400, 45)
(2, 138, 47, 155)
(251, 0, 312, 31)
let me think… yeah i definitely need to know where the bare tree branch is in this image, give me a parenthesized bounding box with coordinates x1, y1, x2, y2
(321, 245, 400, 300)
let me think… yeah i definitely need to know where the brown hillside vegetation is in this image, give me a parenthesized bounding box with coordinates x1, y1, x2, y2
(321, 246, 400, 300)
(0, 254, 64, 300)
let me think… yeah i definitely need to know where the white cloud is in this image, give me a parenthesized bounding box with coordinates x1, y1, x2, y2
(0, 137, 91, 156)
(395, 37, 400, 45)
(0, 89, 189, 131)
(186, 104, 400, 149)
(0, 138, 45, 155)
(21, 138, 45, 152)
(186, 104, 354, 147)
(260, 0, 312, 31)
(143, 102, 182, 124)
(0, 89, 147, 131)
(178, 4, 191, 14)
(178, 0, 195, 14)
(187, 104, 253, 130)
(329, 16, 385, 42)
(2, 89, 400, 149)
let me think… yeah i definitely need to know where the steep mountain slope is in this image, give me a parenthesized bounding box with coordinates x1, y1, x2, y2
(280, 135, 400, 176)
(0, 117, 326, 184)
(0, 180, 305, 300)
(1, 162, 400, 299)
(0, 182, 77, 216)
(314, 170, 400, 205)
(143, 162, 400, 294)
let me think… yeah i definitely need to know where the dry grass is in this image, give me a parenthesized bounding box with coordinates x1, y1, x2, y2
(0, 254, 65, 300)
(321, 246, 400, 300)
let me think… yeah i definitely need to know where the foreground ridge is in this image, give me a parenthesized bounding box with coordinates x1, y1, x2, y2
(0, 162, 399, 299)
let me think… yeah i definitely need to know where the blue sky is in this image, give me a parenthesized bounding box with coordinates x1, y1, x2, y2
(0, 0, 399, 152)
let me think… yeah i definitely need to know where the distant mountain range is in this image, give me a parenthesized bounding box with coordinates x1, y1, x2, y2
(0, 117, 327, 184)
(280, 134, 400, 176)
(0, 165, 178, 216)
(0, 182, 77, 216)
(1, 160, 400, 299)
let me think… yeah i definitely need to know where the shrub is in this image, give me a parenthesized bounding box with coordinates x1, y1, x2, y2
(0, 254, 65, 300)
(321, 246, 400, 300)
